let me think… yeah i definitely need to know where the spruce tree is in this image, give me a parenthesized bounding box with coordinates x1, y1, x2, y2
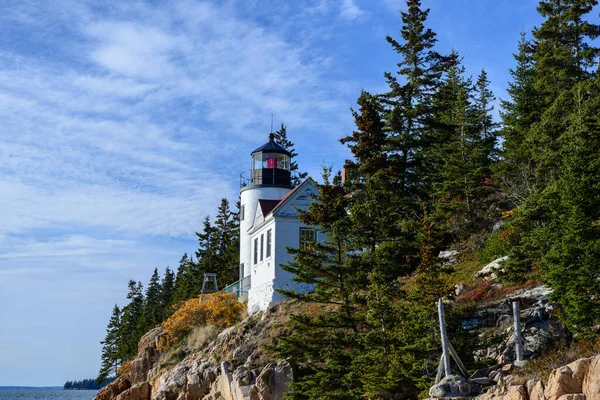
(196, 215, 217, 276)
(543, 78, 600, 337)
(498, 32, 539, 203)
(161, 266, 175, 318)
(502, 0, 600, 282)
(213, 198, 240, 286)
(97, 304, 121, 382)
(529, 0, 600, 181)
(143, 268, 163, 330)
(172, 253, 191, 303)
(276, 167, 365, 400)
(117, 280, 145, 360)
(274, 123, 308, 186)
(383, 0, 452, 198)
(424, 59, 498, 238)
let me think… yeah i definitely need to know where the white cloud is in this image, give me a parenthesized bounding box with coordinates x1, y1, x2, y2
(0, 0, 359, 245)
(86, 22, 188, 79)
(381, 0, 405, 13)
(340, 0, 365, 20)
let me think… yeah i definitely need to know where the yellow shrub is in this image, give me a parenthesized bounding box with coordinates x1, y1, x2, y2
(158, 292, 244, 351)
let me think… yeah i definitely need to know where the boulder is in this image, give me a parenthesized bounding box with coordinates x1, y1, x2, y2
(130, 327, 162, 384)
(471, 377, 495, 386)
(545, 358, 593, 400)
(583, 355, 600, 400)
(504, 385, 527, 400)
(439, 250, 459, 266)
(94, 377, 131, 400)
(428, 375, 469, 398)
(248, 361, 293, 400)
(527, 380, 546, 400)
(115, 382, 151, 400)
(477, 256, 508, 280)
(556, 395, 585, 400)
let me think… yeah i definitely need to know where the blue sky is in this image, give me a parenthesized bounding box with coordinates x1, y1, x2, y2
(0, 0, 548, 386)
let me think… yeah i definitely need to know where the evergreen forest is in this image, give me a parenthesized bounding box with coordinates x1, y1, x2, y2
(96, 1, 600, 398)
(63, 378, 114, 390)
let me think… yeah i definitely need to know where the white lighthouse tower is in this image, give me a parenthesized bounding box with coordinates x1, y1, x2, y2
(239, 134, 294, 292)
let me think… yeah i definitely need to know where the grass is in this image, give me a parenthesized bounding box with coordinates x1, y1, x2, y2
(515, 336, 600, 382)
(443, 253, 487, 288)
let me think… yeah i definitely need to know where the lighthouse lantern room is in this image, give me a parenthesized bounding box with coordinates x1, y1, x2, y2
(250, 133, 292, 187)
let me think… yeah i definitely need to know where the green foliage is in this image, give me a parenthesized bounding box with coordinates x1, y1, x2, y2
(142, 268, 163, 330)
(273, 123, 308, 186)
(65, 377, 114, 390)
(476, 227, 517, 264)
(97, 304, 121, 383)
(117, 280, 145, 361)
(499, 0, 600, 336)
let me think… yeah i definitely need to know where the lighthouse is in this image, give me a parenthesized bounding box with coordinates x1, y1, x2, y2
(237, 134, 319, 313)
(239, 134, 294, 290)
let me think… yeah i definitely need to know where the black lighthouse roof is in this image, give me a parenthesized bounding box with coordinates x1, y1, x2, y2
(251, 133, 291, 156)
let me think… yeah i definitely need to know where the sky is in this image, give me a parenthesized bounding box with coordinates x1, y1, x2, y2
(0, 0, 550, 386)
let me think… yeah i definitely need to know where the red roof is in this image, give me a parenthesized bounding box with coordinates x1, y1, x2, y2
(258, 199, 280, 217)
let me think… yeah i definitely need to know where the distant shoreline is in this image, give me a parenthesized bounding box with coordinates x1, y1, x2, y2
(0, 387, 63, 390)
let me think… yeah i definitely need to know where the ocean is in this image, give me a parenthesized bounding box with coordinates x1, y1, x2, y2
(0, 389, 97, 400)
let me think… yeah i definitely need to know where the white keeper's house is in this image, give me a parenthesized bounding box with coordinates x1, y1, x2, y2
(226, 134, 318, 313)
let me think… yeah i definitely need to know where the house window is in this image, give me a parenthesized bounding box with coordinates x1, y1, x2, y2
(253, 238, 258, 265)
(299, 227, 316, 250)
(240, 205, 245, 221)
(260, 234, 264, 261)
(266, 229, 272, 258)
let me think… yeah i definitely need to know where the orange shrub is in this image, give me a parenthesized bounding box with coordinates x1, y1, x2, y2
(158, 292, 244, 351)
(457, 279, 493, 304)
(117, 359, 132, 378)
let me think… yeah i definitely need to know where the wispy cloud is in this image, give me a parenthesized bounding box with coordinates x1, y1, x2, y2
(0, 0, 363, 385)
(0, 0, 357, 241)
(340, 0, 365, 20)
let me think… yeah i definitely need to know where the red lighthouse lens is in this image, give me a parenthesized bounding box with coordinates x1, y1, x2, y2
(266, 157, 277, 168)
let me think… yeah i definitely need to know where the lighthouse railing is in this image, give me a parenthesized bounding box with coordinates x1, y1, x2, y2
(240, 170, 253, 188)
(223, 275, 251, 298)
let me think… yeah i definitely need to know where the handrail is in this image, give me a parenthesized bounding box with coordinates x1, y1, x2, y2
(240, 170, 252, 189)
(223, 275, 251, 298)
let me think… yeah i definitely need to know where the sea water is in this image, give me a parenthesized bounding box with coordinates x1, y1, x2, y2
(0, 389, 97, 400)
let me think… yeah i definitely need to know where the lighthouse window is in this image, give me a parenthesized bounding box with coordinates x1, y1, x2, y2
(299, 228, 316, 250)
(240, 205, 245, 221)
(260, 234, 264, 261)
(266, 229, 272, 258)
(254, 238, 258, 265)
(252, 153, 291, 171)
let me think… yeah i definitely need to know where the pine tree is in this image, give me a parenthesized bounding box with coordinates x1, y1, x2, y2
(143, 268, 163, 330)
(196, 215, 217, 276)
(424, 58, 498, 238)
(529, 0, 600, 182)
(542, 78, 600, 337)
(161, 266, 175, 318)
(212, 198, 240, 286)
(502, 0, 600, 282)
(172, 253, 191, 304)
(274, 123, 308, 186)
(117, 280, 145, 360)
(276, 166, 366, 400)
(383, 0, 453, 198)
(498, 32, 539, 204)
(97, 304, 121, 382)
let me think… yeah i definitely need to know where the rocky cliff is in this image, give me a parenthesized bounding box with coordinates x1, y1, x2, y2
(92, 256, 598, 400)
(476, 355, 600, 400)
(94, 303, 296, 400)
